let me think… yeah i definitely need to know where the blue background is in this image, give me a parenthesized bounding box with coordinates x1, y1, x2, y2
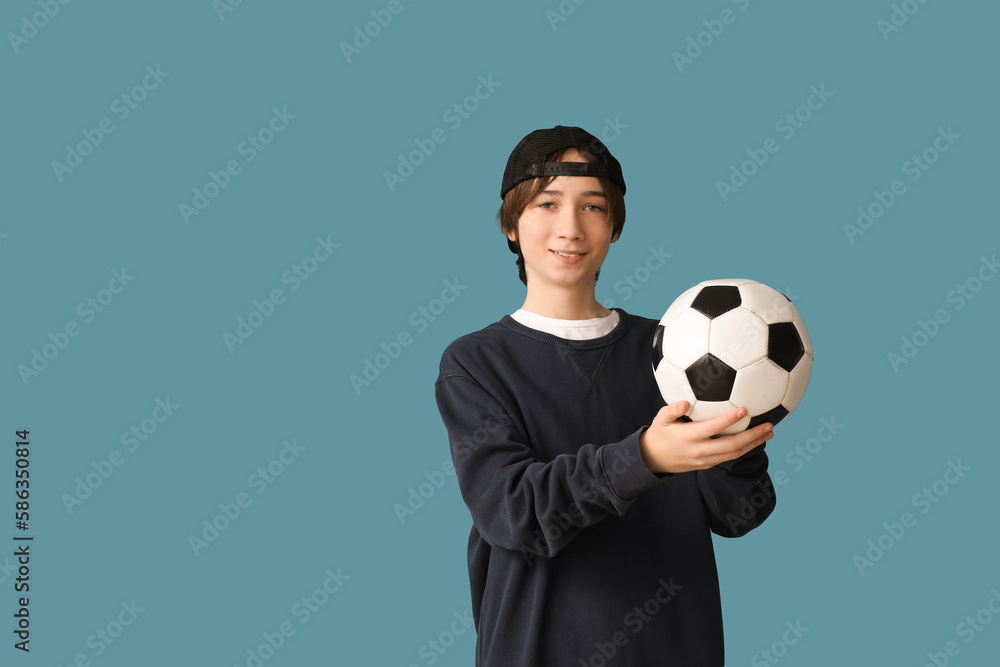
(2, 0, 998, 664)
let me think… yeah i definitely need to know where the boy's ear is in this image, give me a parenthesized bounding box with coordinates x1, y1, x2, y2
(610, 229, 620, 243)
(506, 229, 518, 243)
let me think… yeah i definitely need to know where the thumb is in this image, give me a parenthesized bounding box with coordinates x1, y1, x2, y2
(655, 401, 689, 425)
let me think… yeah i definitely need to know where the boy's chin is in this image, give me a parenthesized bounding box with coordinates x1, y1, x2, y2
(530, 270, 599, 289)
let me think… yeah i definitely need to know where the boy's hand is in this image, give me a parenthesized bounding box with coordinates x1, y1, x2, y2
(638, 401, 773, 474)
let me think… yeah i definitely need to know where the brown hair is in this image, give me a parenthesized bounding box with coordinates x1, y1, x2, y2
(496, 148, 626, 285)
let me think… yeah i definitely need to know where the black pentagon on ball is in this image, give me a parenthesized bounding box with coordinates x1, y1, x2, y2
(685, 354, 737, 402)
(768, 322, 805, 372)
(690, 285, 742, 319)
(652, 325, 665, 370)
(748, 405, 790, 429)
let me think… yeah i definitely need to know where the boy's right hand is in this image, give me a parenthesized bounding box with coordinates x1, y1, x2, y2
(638, 401, 773, 474)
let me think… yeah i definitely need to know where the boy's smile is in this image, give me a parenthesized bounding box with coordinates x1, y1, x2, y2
(550, 249, 587, 263)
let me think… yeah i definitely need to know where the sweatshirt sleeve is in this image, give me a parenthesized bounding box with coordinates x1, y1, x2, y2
(697, 443, 776, 538)
(435, 373, 664, 558)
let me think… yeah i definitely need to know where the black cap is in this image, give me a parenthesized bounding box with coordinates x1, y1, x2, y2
(500, 125, 626, 200)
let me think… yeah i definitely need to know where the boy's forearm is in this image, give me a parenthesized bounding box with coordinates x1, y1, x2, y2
(438, 377, 664, 558)
(697, 446, 776, 537)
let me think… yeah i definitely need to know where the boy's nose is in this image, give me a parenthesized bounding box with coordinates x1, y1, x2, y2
(555, 210, 585, 238)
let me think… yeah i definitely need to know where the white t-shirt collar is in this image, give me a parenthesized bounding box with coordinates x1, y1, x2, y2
(510, 308, 620, 341)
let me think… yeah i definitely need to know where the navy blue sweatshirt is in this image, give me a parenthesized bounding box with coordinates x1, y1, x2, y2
(435, 309, 775, 666)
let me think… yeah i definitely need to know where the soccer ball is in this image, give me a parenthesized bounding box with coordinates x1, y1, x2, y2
(651, 279, 813, 435)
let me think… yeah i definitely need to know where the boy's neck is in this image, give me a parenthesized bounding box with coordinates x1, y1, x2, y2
(518, 286, 612, 321)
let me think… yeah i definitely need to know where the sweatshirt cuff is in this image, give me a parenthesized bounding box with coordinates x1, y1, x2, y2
(599, 428, 667, 502)
(715, 443, 767, 474)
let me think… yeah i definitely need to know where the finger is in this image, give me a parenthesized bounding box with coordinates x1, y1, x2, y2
(656, 401, 689, 425)
(669, 401, 689, 418)
(693, 406, 748, 438)
(738, 431, 773, 456)
(702, 423, 772, 460)
(731, 422, 773, 451)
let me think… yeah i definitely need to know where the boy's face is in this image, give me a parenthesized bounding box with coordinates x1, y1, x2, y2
(507, 149, 618, 291)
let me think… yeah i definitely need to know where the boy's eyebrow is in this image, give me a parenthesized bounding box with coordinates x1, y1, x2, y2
(537, 189, 607, 198)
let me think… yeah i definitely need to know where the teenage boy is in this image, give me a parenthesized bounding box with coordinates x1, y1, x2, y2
(435, 126, 776, 666)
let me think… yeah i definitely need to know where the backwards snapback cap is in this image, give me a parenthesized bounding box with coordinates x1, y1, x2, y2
(500, 125, 626, 200)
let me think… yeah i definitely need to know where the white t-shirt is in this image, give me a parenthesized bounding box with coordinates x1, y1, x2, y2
(510, 308, 620, 341)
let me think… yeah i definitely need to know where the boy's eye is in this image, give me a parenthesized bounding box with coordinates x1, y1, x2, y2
(536, 202, 604, 210)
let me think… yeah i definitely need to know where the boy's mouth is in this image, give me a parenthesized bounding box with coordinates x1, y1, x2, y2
(550, 249, 588, 265)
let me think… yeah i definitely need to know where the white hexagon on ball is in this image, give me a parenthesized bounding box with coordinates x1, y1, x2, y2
(708, 309, 768, 370)
(652, 361, 697, 409)
(659, 309, 711, 371)
(783, 353, 813, 412)
(729, 359, 789, 417)
(738, 282, 796, 324)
